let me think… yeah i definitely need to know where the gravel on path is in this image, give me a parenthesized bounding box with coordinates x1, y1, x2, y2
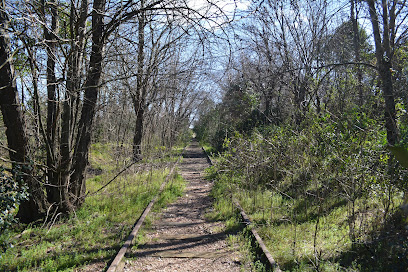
(122, 141, 242, 272)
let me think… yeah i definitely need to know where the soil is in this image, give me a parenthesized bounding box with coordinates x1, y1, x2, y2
(121, 141, 243, 271)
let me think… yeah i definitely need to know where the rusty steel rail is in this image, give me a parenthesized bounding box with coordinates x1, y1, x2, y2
(233, 199, 282, 272)
(202, 146, 281, 272)
(202, 147, 214, 165)
(106, 152, 184, 272)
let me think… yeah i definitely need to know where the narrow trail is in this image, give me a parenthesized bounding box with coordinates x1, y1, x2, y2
(123, 141, 242, 271)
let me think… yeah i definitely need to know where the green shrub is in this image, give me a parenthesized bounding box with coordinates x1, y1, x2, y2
(0, 167, 28, 231)
(209, 110, 406, 270)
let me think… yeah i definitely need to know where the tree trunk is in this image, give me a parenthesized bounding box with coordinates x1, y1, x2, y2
(379, 59, 398, 145)
(351, 0, 364, 106)
(367, 0, 398, 145)
(44, 0, 60, 205)
(132, 0, 146, 161)
(294, 82, 307, 126)
(133, 102, 145, 161)
(0, 0, 47, 222)
(60, 0, 88, 210)
(70, 0, 106, 208)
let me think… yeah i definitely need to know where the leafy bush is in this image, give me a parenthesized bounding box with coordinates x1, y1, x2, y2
(209, 110, 407, 270)
(0, 167, 28, 231)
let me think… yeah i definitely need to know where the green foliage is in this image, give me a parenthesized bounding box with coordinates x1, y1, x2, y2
(0, 167, 28, 231)
(194, 79, 267, 152)
(325, 20, 371, 64)
(193, 107, 220, 143)
(155, 173, 185, 210)
(208, 110, 406, 271)
(388, 146, 408, 169)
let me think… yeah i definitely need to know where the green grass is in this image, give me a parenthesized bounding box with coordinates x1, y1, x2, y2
(201, 143, 218, 161)
(89, 142, 120, 172)
(207, 168, 405, 272)
(155, 173, 185, 211)
(206, 167, 273, 272)
(0, 144, 186, 272)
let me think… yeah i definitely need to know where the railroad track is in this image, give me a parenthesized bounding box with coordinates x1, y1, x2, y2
(202, 147, 282, 272)
(106, 143, 280, 272)
(106, 150, 184, 272)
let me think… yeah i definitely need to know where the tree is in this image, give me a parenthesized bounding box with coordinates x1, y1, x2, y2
(43, 0, 60, 208)
(366, 0, 405, 146)
(0, 0, 47, 222)
(351, 0, 364, 106)
(1, 0, 232, 222)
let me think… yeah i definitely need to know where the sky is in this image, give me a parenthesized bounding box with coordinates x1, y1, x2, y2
(188, 0, 251, 29)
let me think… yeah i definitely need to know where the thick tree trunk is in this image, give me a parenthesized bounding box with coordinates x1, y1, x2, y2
(44, 0, 60, 205)
(379, 59, 398, 145)
(0, 0, 47, 222)
(367, 0, 398, 145)
(60, 0, 88, 210)
(70, 0, 106, 208)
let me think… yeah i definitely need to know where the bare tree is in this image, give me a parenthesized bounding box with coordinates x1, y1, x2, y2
(0, 0, 47, 222)
(0, 0, 233, 222)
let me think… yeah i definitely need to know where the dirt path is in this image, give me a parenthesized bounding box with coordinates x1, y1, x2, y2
(122, 141, 242, 271)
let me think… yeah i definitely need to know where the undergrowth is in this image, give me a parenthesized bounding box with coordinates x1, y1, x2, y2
(205, 113, 408, 271)
(208, 164, 406, 271)
(207, 167, 272, 272)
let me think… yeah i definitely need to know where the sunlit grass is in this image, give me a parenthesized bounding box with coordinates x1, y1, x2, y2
(0, 143, 186, 272)
(234, 188, 368, 271)
(207, 167, 403, 271)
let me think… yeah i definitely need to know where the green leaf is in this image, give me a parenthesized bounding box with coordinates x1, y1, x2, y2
(388, 146, 408, 169)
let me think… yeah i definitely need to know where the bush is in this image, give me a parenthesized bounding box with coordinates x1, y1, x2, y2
(0, 167, 28, 231)
(208, 110, 408, 270)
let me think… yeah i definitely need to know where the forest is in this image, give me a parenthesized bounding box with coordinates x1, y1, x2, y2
(1, 0, 408, 271)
